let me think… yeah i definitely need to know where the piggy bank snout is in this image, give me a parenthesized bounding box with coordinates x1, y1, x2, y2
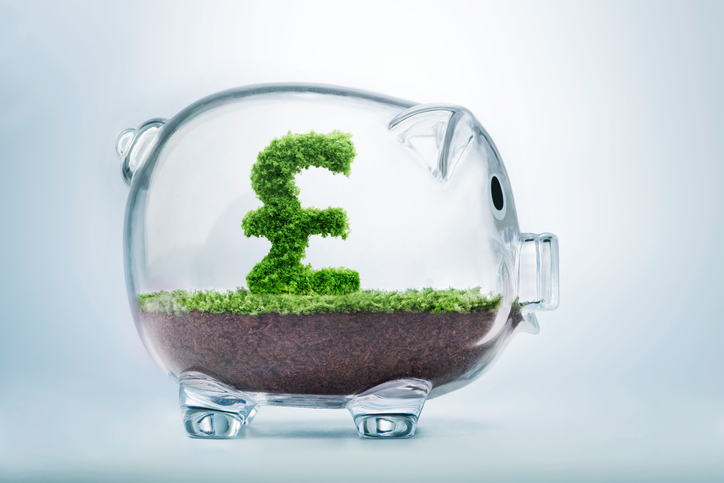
(517, 233, 559, 311)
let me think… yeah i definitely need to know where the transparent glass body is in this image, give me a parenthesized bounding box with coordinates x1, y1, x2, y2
(117, 84, 559, 438)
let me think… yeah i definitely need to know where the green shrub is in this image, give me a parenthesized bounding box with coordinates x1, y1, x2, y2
(310, 267, 360, 295)
(242, 130, 360, 294)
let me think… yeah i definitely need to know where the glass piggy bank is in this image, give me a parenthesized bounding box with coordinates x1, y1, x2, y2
(115, 83, 559, 439)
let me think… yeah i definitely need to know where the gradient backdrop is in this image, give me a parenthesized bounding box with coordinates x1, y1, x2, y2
(0, 1, 722, 481)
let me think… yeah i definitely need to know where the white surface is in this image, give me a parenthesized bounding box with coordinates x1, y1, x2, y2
(0, 1, 722, 481)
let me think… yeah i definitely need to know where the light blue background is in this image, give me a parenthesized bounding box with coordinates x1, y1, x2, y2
(1, 1, 722, 481)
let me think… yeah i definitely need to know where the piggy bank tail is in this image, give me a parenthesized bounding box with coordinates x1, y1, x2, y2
(115, 118, 166, 186)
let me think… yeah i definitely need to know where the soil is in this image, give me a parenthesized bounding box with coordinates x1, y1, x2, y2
(140, 309, 521, 396)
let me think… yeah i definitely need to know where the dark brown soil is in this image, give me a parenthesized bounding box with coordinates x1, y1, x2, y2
(140, 309, 520, 396)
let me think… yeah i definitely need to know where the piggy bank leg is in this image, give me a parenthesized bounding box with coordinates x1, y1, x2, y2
(179, 371, 259, 439)
(346, 379, 431, 438)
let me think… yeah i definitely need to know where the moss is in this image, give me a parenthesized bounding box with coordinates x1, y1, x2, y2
(242, 130, 359, 295)
(138, 288, 501, 316)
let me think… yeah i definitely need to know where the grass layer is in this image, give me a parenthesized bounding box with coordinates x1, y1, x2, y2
(138, 288, 501, 316)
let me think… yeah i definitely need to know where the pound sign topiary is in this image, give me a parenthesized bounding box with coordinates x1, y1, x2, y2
(242, 130, 361, 295)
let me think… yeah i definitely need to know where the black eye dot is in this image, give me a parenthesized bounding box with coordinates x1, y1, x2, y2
(491, 176, 504, 211)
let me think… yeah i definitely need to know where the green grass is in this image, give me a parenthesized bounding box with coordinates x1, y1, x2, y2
(138, 288, 501, 316)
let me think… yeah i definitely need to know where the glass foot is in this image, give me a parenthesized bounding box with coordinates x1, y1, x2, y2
(179, 371, 259, 439)
(183, 408, 245, 438)
(346, 378, 431, 439)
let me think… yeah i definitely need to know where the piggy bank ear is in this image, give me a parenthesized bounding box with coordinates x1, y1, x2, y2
(389, 104, 475, 182)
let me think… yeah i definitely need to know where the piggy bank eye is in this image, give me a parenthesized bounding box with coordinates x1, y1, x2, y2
(490, 175, 506, 220)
